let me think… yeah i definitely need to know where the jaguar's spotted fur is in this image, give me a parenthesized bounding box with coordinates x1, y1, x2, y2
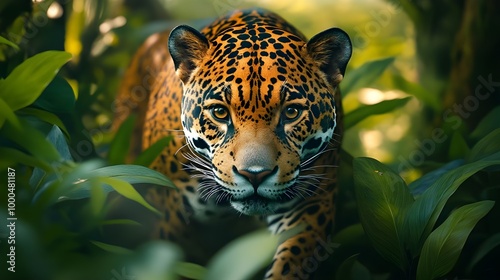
(114, 9, 351, 279)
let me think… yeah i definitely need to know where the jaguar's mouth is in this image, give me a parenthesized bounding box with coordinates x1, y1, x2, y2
(230, 191, 294, 203)
(199, 175, 301, 215)
(228, 189, 300, 215)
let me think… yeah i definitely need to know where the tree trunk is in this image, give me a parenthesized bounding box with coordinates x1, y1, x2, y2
(444, 0, 500, 129)
(392, 0, 500, 129)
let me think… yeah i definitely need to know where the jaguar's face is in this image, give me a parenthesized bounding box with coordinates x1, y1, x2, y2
(169, 17, 351, 215)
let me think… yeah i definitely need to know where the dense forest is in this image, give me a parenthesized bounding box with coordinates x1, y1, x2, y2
(0, 0, 499, 279)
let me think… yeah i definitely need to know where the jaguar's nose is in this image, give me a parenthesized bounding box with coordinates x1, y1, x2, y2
(233, 166, 278, 190)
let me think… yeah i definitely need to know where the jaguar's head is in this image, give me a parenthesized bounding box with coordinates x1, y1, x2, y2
(168, 17, 351, 215)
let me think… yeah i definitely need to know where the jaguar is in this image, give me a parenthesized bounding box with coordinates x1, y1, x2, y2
(114, 8, 352, 279)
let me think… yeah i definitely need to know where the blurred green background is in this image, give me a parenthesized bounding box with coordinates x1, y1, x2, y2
(0, 0, 499, 279)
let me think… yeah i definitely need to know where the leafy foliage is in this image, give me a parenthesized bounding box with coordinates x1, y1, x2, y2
(352, 128, 499, 279)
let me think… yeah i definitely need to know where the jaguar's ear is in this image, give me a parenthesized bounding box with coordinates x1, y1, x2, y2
(306, 28, 352, 86)
(168, 25, 210, 84)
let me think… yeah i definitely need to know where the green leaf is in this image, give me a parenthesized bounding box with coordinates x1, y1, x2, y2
(30, 125, 72, 190)
(467, 232, 500, 273)
(44, 125, 72, 160)
(336, 255, 373, 280)
(31, 75, 76, 113)
(342, 57, 395, 95)
(353, 157, 414, 269)
(0, 147, 52, 171)
(467, 128, 500, 163)
(91, 240, 132, 254)
(131, 241, 183, 280)
(408, 160, 464, 196)
(108, 114, 136, 165)
(2, 119, 61, 163)
(0, 97, 20, 128)
(351, 260, 372, 280)
(91, 165, 176, 189)
(33, 160, 105, 205)
(90, 182, 107, 216)
(175, 262, 207, 279)
(50, 164, 174, 203)
(98, 176, 161, 215)
(448, 132, 469, 160)
(133, 136, 172, 167)
(0, 35, 20, 50)
(55, 178, 113, 201)
(416, 201, 494, 280)
(403, 152, 500, 256)
(391, 75, 440, 110)
(332, 223, 365, 245)
(100, 219, 142, 227)
(0, 51, 72, 111)
(470, 106, 500, 140)
(18, 108, 70, 138)
(336, 254, 360, 280)
(204, 229, 278, 280)
(344, 97, 411, 129)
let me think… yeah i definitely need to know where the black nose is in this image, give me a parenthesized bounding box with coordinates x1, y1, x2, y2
(233, 166, 278, 190)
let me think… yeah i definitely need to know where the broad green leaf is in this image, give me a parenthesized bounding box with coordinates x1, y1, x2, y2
(344, 97, 411, 129)
(131, 241, 182, 280)
(332, 223, 365, 245)
(0, 147, 52, 171)
(448, 132, 469, 160)
(17, 107, 69, 137)
(108, 114, 136, 165)
(91, 240, 132, 254)
(416, 201, 494, 280)
(0, 97, 20, 128)
(408, 160, 464, 196)
(205, 229, 278, 280)
(100, 219, 142, 226)
(32, 75, 76, 113)
(351, 260, 372, 280)
(470, 107, 500, 140)
(336, 255, 377, 280)
(0, 35, 20, 50)
(391, 75, 440, 110)
(175, 262, 207, 280)
(99, 176, 161, 215)
(342, 57, 395, 95)
(90, 182, 107, 216)
(353, 157, 414, 269)
(2, 119, 61, 163)
(467, 232, 500, 273)
(30, 125, 72, 191)
(404, 152, 500, 255)
(44, 125, 72, 160)
(91, 165, 176, 189)
(467, 128, 500, 163)
(0, 51, 72, 111)
(51, 164, 174, 202)
(32, 159, 104, 205)
(56, 178, 113, 201)
(133, 136, 172, 167)
(336, 254, 360, 280)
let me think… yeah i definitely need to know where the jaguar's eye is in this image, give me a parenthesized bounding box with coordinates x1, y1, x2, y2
(211, 106, 229, 121)
(283, 106, 302, 122)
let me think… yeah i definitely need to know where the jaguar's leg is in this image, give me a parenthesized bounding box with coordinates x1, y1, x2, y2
(265, 193, 337, 280)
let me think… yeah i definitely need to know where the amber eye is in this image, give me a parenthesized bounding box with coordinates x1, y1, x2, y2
(283, 106, 302, 121)
(211, 106, 229, 121)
